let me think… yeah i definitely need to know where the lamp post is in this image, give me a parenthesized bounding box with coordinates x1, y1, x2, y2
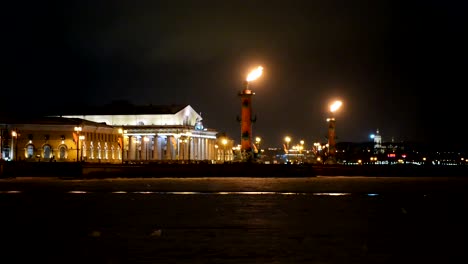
(12, 130, 18, 161)
(74, 126, 82, 162)
(284, 136, 291, 153)
(255, 136, 261, 152)
(300, 140, 304, 162)
(222, 138, 228, 163)
(79, 135, 85, 161)
(118, 128, 126, 164)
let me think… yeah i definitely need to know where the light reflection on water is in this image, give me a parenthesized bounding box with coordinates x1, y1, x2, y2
(1, 190, 382, 196)
(68, 191, 88, 194)
(0, 190, 22, 194)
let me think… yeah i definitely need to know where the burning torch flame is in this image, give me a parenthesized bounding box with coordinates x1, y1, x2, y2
(330, 100, 343, 113)
(246, 66, 263, 82)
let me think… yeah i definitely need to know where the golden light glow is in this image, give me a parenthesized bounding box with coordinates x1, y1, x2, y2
(330, 100, 343, 113)
(246, 66, 263, 82)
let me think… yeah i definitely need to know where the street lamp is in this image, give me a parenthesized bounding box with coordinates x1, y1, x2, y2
(118, 128, 125, 164)
(284, 136, 291, 153)
(222, 138, 228, 163)
(79, 135, 85, 161)
(300, 140, 304, 162)
(255, 136, 261, 153)
(215, 144, 219, 162)
(12, 130, 18, 161)
(74, 126, 82, 162)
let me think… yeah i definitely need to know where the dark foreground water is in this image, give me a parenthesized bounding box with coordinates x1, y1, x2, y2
(1, 176, 468, 263)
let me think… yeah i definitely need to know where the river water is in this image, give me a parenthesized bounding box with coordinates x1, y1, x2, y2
(1, 176, 467, 263)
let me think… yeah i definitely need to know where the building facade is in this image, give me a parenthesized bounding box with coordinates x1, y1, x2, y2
(57, 103, 219, 163)
(1, 104, 219, 163)
(0, 117, 119, 162)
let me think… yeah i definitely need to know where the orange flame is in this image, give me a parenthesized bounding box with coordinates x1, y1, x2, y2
(330, 100, 343, 113)
(246, 66, 263, 82)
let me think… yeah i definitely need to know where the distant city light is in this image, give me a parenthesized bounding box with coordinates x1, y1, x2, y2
(370, 134, 375, 139)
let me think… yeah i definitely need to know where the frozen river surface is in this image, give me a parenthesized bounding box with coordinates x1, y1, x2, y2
(1, 176, 468, 263)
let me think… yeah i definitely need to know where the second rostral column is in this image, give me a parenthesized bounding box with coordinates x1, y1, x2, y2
(239, 66, 263, 162)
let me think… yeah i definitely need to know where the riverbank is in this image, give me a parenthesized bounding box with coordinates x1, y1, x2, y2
(2, 161, 468, 178)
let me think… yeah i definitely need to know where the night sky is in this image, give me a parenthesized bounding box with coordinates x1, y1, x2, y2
(3, 0, 467, 149)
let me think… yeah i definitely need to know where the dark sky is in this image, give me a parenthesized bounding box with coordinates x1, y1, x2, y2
(3, 0, 468, 149)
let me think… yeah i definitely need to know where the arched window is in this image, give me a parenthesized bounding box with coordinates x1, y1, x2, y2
(43, 145, 52, 159)
(58, 145, 67, 159)
(26, 144, 34, 159)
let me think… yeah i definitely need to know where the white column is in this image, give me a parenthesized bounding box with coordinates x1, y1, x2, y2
(193, 137, 200, 160)
(208, 139, 213, 161)
(165, 136, 172, 160)
(148, 136, 154, 160)
(142, 137, 147, 160)
(129, 136, 136, 161)
(202, 138, 207, 160)
(153, 136, 160, 160)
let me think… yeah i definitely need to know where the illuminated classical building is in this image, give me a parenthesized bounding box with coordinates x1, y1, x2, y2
(1, 103, 219, 163)
(0, 117, 119, 162)
(56, 103, 218, 163)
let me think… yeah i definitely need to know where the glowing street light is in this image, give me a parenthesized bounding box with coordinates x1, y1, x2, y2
(284, 136, 291, 153)
(11, 130, 18, 161)
(299, 140, 304, 162)
(255, 136, 261, 152)
(74, 126, 82, 162)
(79, 135, 85, 161)
(222, 138, 228, 163)
(118, 128, 125, 164)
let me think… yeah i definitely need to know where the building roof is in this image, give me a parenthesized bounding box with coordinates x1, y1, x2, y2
(0, 116, 113, 128)
(55, 101, 189, 116)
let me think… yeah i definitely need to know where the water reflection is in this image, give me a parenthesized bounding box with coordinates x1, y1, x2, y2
(0, 190, 22, 194)
(0, 190, 386, 197)
(68, 191, 88, 194)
